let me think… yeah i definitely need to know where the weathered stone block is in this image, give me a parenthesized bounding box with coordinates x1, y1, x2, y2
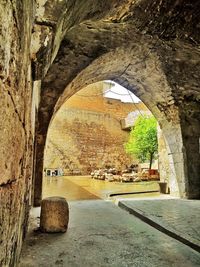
(40, 197, 69, 233)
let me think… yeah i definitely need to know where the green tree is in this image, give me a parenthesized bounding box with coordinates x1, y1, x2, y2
(125, 115, 158, 169)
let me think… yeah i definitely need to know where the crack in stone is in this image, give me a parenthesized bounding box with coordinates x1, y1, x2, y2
(6, 89, 27, 136)
(34, 20, 56, 29)
(0, 179, 17, 187)
(10, 0, 20, 32)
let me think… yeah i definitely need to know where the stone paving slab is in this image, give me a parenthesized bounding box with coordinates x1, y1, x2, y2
(118, 199, 200, 252)
(19, 200, 200, 267)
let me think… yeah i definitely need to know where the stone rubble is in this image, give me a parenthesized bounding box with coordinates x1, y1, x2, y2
(91, 166, 159, 183)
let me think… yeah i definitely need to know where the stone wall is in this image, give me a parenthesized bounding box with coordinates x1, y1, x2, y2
(0, 2, 34, 266)
(44, 82, 148, 174)
(157, 125, 179, 196)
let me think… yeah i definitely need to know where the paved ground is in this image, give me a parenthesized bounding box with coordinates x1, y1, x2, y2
(43, 176, 159, 200)
(19, 200, 200, 267)
(118, 199, 200, 252)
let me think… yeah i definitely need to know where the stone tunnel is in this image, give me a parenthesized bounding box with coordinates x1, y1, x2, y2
(0, 0, 200, 266)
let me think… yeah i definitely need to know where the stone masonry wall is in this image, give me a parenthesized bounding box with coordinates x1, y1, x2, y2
(157, 125, 179, 196)
(0, 2, 34, 266)
(44, 82, 148, 174)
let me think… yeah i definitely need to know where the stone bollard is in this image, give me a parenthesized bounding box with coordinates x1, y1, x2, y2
(158, 182, 169, 194)
(40, 196, 69, 233)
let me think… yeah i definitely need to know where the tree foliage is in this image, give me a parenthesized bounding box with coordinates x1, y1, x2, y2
(125, 115, 158, 168)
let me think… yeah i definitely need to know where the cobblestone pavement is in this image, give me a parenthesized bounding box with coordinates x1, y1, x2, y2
(19, 200, 200, 267)
(118, 199, 200, 252)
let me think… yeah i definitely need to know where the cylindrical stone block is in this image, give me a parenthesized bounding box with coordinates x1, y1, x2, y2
(40, 196, 69, 233)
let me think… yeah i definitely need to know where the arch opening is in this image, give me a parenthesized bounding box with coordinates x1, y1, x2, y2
(33, 44, 197, 205)
(41, 79, 182, 202)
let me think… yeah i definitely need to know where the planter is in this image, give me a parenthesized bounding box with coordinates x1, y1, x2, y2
(148, 169, 156, 175)
(158, 182, 168, 194)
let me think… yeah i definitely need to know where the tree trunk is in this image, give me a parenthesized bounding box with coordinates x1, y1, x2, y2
(149, 153, 154, 170)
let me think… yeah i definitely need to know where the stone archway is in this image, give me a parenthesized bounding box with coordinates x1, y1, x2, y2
(1, 1, 200, 265)
(33, 41, 198, 205)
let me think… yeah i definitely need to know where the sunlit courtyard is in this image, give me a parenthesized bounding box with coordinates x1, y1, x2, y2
(43, 175, 160, 201)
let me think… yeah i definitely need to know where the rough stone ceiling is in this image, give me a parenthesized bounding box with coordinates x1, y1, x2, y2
(33, 0, 200, 134)
(33, 0, 200, 79)
(36, 0, 200, 41)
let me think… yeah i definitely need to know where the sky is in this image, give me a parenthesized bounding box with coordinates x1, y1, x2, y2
(104, 81, 140, 103)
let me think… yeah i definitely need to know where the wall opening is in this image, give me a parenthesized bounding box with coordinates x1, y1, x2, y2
(42, 80, 178, 201)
